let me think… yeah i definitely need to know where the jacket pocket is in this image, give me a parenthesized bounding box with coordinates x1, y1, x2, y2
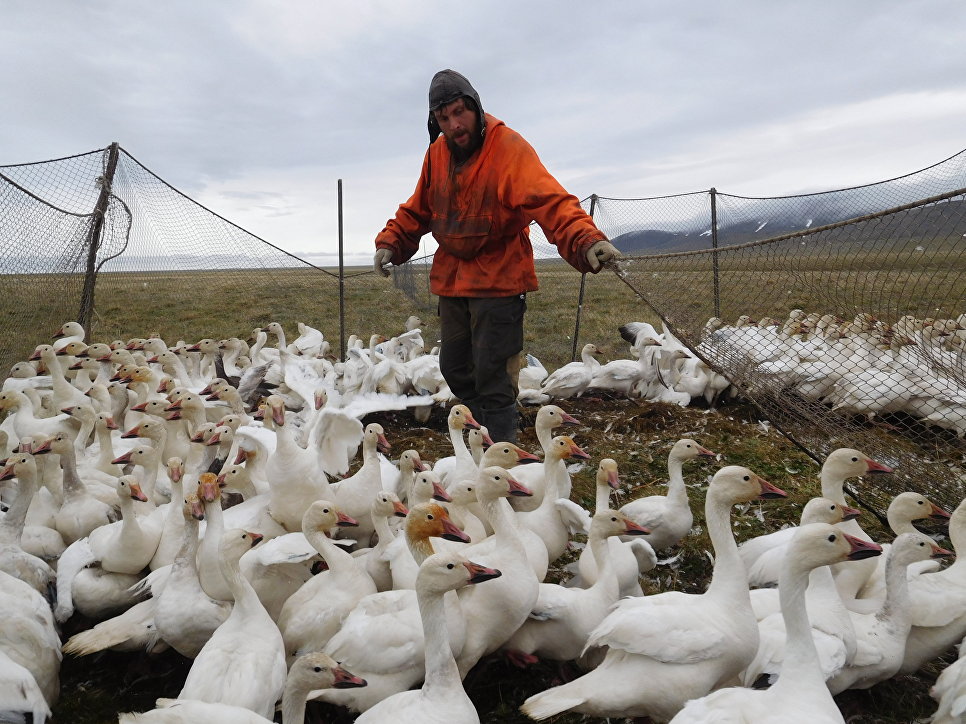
(431, 215, 492, 260)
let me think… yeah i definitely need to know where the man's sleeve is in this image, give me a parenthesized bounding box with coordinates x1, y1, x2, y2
(374, 150, 433, 265)
(499, 132, 608, 274)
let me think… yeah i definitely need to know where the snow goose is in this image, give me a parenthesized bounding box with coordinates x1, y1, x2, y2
(503, 508, 649, 667)
(539, 343, 601, 400)
(177, 529, 286, 719)
(364, 490, 409, 592)
(589, 333, 661, 397)
(514, 435, 592, 565)
(277, 500, 376, 660)
(619, 437, 716, 551)
(928, 632, 966, 724)
(507, 404, 580, 513)
(521, 465, 787, 722)
(330, 422, 391, 545)
(455, 466, 540, 678)
(54, 475, 161, 622)
(670, 523, 882, 724)
(901, 495, 966, 674)
(429, 404, 482, 486)
(354, 551, 501, 724)
(153, 493, 231, 657)
(575, 458, 656, 597)
(742, 497, 864, 688)
(309, 502, 472, 712)
(30, 344, 89, 410)
(828, 532, 952, 694)
(0, 453, 57, 602)
(0, 389, 75, 445)
(853, 491, 950, 605)
(263, 394, 333, 532)
(737, 446, 891, 592)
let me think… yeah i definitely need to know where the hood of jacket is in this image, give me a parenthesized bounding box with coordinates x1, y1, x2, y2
(427, 69, 486, 145)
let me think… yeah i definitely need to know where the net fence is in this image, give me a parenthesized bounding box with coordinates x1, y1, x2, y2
(3, 143, 966, 516)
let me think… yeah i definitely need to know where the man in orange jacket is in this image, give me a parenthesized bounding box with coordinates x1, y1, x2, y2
(373, 69, 619, 442)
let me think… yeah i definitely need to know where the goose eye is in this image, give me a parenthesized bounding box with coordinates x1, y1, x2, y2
(830, 505, 836, 510)
(743, 475, 750, 481)
(918, 500, 924, 505)
(322, 508, 330, 514)
(827, 534, 836, 542)
(919, 541, 926, 547)
(314, 666, 323, 672)
(467, 487, 472, 492)
(427, 514, 435, 520)
(611, 516, 618, 522)
(851, 457, 859, 462)
(447, 563, 455, 569)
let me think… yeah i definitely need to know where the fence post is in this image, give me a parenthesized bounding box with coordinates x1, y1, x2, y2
(570, 193, 598, 362)
(710, 187, 720, 319)
(338, 178, 346, 361)
(77, 142, 119, 330)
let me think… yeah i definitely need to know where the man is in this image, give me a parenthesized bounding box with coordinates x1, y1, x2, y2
(373, 69, 619, 442)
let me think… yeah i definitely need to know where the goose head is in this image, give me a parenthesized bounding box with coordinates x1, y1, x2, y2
(412, 471, 451, 503)
(302, 500, 358, 536)
(891, 532, 953, 567)
(399, 449, 427, 474)
(670, 438, 716, 463)
(592, 508, 650, 538)
(888, 492, 950, 532)
(372, 490, 408, 520)
(447, 404, 481, 432)
(445, 478, 479, 507)
(546, 435, 590, 464)
(289, 651, 367, 693)
(57, 341, 88, 358)
(406, 502, 470, 547)
(266, 395, 287, 427)
(475, 465, 532, 502)
(479, 442, 541, 468)
(216, 464, 250, 491)
(363, 423, 391, 455)
(799, 496, 862, 525)
(536, 404, 581, 432)
(0, 451, 35, 481)
(112, 443, 158, 469)
(416, 551, 502, 595)
(196, 472, 221, 503)
(183, 492, 205, 521)
(707, 465, 786, 506)
(166, 457, 185, 484)
(53, 321, 85, 341)
(468, 427, 494, 454)
(597, 458, 620, 490)
(220, 529, 264, 561)
(788, 523, 883, 574)
(822, 448, 893, 479)
(117, 475, 149, 502)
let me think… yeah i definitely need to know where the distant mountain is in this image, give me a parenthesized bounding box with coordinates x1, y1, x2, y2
(610, 190, 966, 255)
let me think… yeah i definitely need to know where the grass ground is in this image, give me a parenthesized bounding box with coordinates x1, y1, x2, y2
(53, 396, 948, 723)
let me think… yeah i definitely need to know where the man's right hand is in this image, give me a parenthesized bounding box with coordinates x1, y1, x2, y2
(373, 248, 393, 277)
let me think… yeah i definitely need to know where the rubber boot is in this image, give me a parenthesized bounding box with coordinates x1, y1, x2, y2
(483, 403, 519, 444)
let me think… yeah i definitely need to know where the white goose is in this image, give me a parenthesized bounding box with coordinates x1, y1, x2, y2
(928, 632, 966, 724)
(539, 343, 601, 400)
(901, 495, 966, 674)
(0, 453, 57, 601)
(827, 532, 952, 694)
(737, 447, 892, 591)
(277, 500, 376, 660)
(429, 404, 482, 486)
(354, 551, 502, 724)
(670, 523, 883, 724)
(503, 508, 649, 667)
(330, 422, 392, 545)
(575, 458, 656, 598)
(310, 502, 473, 713)
(177, 529, 286, 719)
(363, 490, 409, 592)
(521, 465, 787, 722)
(619, 437, 716, 551)
(742, 496, 865, 688)
(507, 404, 580, 512)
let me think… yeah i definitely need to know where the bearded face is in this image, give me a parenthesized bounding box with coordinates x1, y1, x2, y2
(433, 97, 481, 163)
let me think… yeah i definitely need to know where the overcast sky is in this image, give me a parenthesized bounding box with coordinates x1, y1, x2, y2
(4, 1, 966, 263)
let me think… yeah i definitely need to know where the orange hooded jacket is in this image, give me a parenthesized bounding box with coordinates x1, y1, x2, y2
(374, 113, 608, 298)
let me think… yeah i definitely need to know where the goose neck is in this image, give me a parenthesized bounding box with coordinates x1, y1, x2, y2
(666, 454, 688, 505)
(704, 491, 747, 598)
(0, 468, 37, 543)
(418, 583, 460, 694)
(774, 559, 824, 690)
(880, 550, 913, 622)
(305, 527, 354, 573)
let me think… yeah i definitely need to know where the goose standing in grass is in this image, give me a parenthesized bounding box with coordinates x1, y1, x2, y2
(828, 532, 952, 694)
(354, 552, 502, 724)
(177, 529, 285, 719)
(521, 465, 787, 722)
(503, 508, 649, 668)
(619, 437, 716, 551)
(670, 524, 882, 724)
(538, 343, 601, 401)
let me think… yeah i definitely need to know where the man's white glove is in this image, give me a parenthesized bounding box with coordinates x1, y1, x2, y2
(585, 240, 621, 271)
(373, 248, 393, 277)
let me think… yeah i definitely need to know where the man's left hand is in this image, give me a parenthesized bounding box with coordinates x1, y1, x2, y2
(586, 240, 621, 271)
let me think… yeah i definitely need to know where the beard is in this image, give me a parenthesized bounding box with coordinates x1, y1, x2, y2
(446, 131, 482, 164)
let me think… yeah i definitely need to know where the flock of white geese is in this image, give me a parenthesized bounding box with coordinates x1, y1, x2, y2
(2, 319, 966, 723)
